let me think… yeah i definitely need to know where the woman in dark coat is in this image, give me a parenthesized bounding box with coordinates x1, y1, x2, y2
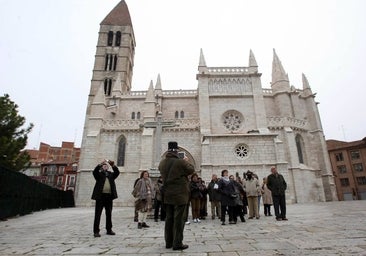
(189, 173, 201, 223)
(218, 169, 236, 225)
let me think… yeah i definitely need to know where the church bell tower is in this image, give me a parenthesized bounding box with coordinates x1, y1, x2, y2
(90, 0, 135, 97)
(76, 1, 136, 206)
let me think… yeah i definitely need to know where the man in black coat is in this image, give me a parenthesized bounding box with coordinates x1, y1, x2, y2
(91, 160, 120, 237)
(267, 166, 287, 221)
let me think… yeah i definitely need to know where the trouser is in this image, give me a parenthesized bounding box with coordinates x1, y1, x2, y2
(93, 193, 113, 233)
(220, 205, 234, 223)
(190, 198, 200, 219)
(154, 199, 166, 220)
(139, 211, 147, 223)
(272, 194, 286, 218)
(264, 204, 272, 215)
(234, 204, 245, 222)
(200, 197, 207, 218)
(247, 196, 259, 218)
(164, 204, 187, 248)
(210, 200, 221, 218)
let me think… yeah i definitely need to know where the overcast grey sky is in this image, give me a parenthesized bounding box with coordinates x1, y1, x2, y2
(1, 0, 365, 149)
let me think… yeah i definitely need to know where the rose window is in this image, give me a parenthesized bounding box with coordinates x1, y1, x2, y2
(235, 144, 249, 159)
(222, 110, 243, 132)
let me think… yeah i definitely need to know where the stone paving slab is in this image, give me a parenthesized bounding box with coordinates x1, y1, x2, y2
(1, 201, 366, 255)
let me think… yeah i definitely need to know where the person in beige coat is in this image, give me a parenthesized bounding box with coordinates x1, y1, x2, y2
(262, 177, 273, 216)
(243, 171, 260, 219)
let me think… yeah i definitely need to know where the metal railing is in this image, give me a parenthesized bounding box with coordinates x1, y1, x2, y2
(0, 167, 74, 220)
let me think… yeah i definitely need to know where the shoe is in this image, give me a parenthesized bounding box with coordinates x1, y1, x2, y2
(268, 214, 272, 216)
(212, 216, 215, 220)
(248, 217, 253, 219)
(134, 217, 138, 222)
(166, 245, 172, 249)
(229, 221, 235, 224)
(197, 218, 201, 223)
(185, 221, 190, 225)
(221, 222, 226, 225)
(138, 222, 142, 229)
(276, 217, 282, 221)
(173, 244, 189, 251)
(106, 230, 115, 235)
(94, 233, 101, 237)
(256, 217, 260, 219)
(154, 219, 158, 222)
(141, 222, 150, 228)
(193, 219, 197, 223)
(282, 218, 288, 221)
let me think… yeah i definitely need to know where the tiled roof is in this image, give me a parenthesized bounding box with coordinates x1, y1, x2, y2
(100, 0, 132, 26)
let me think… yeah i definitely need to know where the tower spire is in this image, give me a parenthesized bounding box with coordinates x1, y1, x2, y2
(271, 49, 290, 91)
(92, 82, 106, 106)
(155, 74, 162, 91)
(101, 1, 132, 26)
(145, 80, 155, 102)
(199, 48, 207, 67)
(302, 73, 313, 97)
(249, 49, 258, 67)
(112, 73, 122, 95)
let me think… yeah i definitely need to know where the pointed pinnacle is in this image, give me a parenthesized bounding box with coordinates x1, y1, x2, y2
(155, 74, 162, 90)
(249, 49, 258, 67)
(199, 48, 207, 67)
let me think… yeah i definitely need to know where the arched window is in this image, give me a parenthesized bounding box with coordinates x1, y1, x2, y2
(113, 55, 118, 71)
(180, 111, 184, 118)
(107, 31, 114, 46)
(136, 112, 141, 119)
(104, 55, 109, 70)
(295, 134, 305, 164)
(117, 137, 126, 166)
(175, 111, 179, 118)
(115, 31, 121, 46)
(104, 79, 112, 96)
(131, 112, 135, 119)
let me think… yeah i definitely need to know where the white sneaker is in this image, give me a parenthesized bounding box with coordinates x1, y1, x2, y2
(185, 221, 190, 225)
(197, 218, 201, 223)
(193, 219, 197, 223)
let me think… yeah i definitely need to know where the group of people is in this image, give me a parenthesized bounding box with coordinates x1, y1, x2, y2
(90, 141, 288, 251)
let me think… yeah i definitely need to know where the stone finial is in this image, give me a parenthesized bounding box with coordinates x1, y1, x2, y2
(271, 49, 290, 91)
(155, 74, 162, 91)
(302, 73, 313, 97)
(145, 80, 155, 102)
(112, 73, 122, 95)
(249, 49, 258, 67)
(199, 48, 207, 67)
(92, 82, 106, 105)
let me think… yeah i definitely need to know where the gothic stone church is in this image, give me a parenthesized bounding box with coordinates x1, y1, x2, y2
(75, 1, 338, 206)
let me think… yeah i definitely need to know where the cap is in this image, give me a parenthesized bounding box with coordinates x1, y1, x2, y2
(168, 141, 178, 151)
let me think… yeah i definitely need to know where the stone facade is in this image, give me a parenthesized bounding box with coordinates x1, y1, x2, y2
(75, 1, 338, 206)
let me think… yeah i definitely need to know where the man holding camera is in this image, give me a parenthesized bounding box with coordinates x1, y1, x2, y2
(91, 159, 120, 237)
(159, 141, 195, 251)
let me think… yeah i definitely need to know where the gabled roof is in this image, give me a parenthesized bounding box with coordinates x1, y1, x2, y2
(100, 0, 132, 26)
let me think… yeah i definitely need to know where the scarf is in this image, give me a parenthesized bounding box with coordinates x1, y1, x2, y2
(222, 176, 230, 183)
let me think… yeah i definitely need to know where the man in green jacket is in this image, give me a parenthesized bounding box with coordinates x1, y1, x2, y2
(266, 166, 288, 221)
(158, 141, 195, 251)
